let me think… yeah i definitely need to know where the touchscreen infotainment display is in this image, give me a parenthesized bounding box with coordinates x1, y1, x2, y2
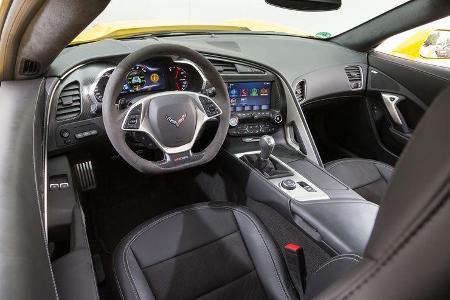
(227, 82, 271, 112)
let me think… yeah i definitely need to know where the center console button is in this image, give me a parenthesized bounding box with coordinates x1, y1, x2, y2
(229, 116, 239, 127)
(281, 179, 297, 190)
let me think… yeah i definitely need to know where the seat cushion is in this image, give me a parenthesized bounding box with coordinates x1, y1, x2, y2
(113, 202, 298, 300)
(305, 254, 361, 299)
(325, 159, 394, 204)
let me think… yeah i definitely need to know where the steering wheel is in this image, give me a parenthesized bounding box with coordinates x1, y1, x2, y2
(102, 44, 230, 174)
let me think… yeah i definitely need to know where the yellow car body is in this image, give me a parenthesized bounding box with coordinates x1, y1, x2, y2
(384, 29, 450, 68)
(71, 20, 310, 46)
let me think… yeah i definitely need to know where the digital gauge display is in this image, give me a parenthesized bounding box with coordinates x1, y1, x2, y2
(122, 64, 166, 93)
(168, 66, 189, 91)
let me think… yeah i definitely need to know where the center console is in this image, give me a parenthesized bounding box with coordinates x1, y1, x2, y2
(223, 136, 379, 256)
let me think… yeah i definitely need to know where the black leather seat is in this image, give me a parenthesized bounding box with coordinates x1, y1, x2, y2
(324, 159, 394, 204)
(113, 202, 300, 300)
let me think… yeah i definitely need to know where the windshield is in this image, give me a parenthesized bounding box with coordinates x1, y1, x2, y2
(74, 0, 410, 44)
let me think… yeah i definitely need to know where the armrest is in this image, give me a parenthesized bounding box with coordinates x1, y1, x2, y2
(291, 200, 378, 255)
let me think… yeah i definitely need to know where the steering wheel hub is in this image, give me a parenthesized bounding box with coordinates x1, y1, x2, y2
(148, 93, 197, 147)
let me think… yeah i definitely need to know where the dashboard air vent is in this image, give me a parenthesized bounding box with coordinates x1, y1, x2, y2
(20, 59, 40, 75)
(56, 82, 81, 121)
(294, 80, 306, 103)
(345, 65, 363, 90)
(211, 60, 238, 74)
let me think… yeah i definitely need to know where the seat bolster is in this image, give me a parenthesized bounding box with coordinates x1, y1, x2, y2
(114, 246, 155, 300)
(52, 249, 100, 300)
(324, 159, 393, 189)
(233, 208, 298, 300)
(325, 159, 394, 204)
(304, 254, 361, 300)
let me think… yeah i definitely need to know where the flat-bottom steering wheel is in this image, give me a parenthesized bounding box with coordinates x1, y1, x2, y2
(102, 44, 230, 174)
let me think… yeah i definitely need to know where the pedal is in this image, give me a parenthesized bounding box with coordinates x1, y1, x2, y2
(74, 161, 96, 191)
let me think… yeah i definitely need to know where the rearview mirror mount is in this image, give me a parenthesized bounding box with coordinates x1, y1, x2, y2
(265, 0, 341, 11)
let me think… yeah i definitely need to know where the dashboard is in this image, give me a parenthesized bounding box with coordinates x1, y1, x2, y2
(46, 35, 368, 165)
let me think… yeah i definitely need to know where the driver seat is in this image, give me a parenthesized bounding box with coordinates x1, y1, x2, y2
(113, 202, 300, 300)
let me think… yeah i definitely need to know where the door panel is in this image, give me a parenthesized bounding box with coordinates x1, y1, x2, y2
(366, 52, 450, 158)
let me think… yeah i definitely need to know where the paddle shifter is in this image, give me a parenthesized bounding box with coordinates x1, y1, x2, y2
(240, 135, 292, 179)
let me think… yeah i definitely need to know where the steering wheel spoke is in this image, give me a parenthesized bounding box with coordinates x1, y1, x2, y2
(121, 102, 144, 131)
(196, 94, 222, 120)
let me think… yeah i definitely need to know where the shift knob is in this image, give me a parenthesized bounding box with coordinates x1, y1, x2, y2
(259, 135, 275, 160)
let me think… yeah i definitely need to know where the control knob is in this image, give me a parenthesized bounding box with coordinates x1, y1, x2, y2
(273, 113, 283, 124)
(229, 115, 239, 127)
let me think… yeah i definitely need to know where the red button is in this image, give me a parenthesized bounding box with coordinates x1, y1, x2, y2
(284, 243, 302, 252)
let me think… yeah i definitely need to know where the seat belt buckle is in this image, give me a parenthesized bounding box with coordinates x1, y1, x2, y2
(284, 243, 307, 294)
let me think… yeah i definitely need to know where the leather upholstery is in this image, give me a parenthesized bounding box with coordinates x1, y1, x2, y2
(305, 254, 361, 300)
(325, 159, 394, 204)
(315, 87, 450, 299)
(52, 249, 99, 300)
(114, 202, 299, 300)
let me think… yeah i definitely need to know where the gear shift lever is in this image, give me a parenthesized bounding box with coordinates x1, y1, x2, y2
(240, 135, 292, 178)
(259, 135, 276, 160)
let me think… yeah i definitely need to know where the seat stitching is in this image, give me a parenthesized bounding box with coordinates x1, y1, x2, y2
(140, 230, 240, 270)
(352, 177, 385, 190)
(325, 159, 393, 172)
(232, 209, 290, 300)
(122, 206, 213, 300)
(32, 79, 59, 298)
(194, 269, 257, 299)
(124, 248, 141, 300)
(335, 185, 450, 300)
(119, 205, 290, 300)
(113, 261, 126, 300)
(312, 255, 361, 274)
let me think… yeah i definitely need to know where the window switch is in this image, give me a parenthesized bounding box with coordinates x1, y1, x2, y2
(49, 183, 60, 191)
(59, 182, 69, 190)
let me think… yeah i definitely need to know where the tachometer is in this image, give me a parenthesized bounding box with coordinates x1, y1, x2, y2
(169, 66, 189, 91)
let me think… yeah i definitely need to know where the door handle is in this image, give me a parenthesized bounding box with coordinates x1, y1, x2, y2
(381, 93, 411, 134)
(381, 93, 405, 126)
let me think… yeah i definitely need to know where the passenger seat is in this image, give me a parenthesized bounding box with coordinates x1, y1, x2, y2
(325, 159, 394, 204)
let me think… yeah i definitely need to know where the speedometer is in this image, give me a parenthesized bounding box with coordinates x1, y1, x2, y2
(169, 66, 189, 91)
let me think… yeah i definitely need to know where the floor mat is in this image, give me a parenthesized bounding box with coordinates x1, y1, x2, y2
(246, 199, 333, 275)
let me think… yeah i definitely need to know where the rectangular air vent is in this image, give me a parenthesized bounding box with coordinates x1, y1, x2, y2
(56, 82, 81, 121)
(345, 65, 363, 90)
(20, 59, 40, 75)
(210, 60, 238, 74)
(209, 59, 265, 74)
(295, 80, 306, 103)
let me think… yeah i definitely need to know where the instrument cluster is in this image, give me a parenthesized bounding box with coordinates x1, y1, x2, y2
(89, 57, 205, 105)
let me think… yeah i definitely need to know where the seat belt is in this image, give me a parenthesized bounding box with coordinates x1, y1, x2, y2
(284, 243, 307, 296)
